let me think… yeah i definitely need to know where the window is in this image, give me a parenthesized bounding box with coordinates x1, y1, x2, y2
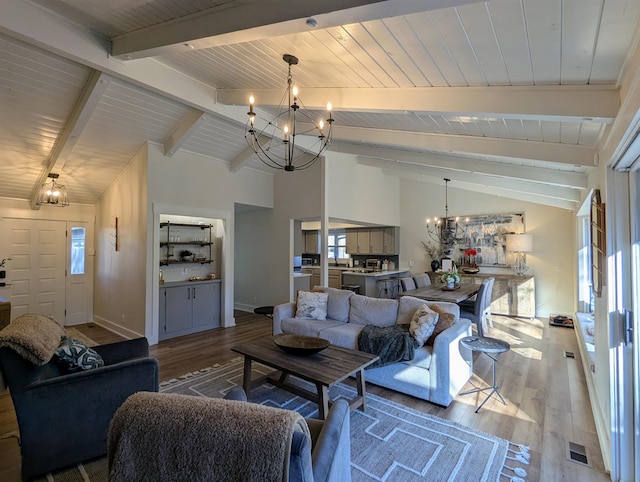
(328, 231, 349, 260)
(70, 227, 85, 275)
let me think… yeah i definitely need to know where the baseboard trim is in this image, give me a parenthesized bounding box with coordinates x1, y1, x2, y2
(574, 312, 611, 474)
(91, 315, 141, 340)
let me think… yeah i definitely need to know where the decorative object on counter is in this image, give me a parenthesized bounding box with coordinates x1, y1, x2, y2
(245, 54, 334, 172)
(461, 248, 480, 273)
(425, 179, 468, 258)
(505, 233, 533, 275)
(159, 269, 164, 285)
(207, 273, 216, 279)
(440, 265, 461, 288)
(273, 334, 330, 355)
(36, 173, 69, 207)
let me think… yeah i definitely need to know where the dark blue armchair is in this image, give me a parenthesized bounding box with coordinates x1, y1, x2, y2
(0, 337, 159, 480)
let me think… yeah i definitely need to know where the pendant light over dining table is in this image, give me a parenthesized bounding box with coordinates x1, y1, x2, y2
(245, 54, 334, 171)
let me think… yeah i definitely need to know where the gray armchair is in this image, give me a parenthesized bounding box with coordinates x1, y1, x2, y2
(109, 388, 351, 482)
(0, 320, 159, 480)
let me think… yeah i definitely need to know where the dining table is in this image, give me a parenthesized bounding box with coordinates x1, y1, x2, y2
(400, 282, 480, 303)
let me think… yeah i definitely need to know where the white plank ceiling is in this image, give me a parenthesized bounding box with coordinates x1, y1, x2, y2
(1, 0, 640, 208)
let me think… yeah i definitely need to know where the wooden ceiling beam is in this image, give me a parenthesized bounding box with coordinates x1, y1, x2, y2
(111, 0, 484, 60)
(29, 70, 111, 209)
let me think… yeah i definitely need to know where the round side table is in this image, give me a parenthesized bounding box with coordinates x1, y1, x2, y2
(459, 336, 510, 413)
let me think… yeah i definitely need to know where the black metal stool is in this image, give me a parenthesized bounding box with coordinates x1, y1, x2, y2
(377, 278, 396, 298)
(341, 284, 360, 294)
(253, 306, 274, 318)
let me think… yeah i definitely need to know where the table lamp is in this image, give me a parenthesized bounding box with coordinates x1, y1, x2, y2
(505, 233, 533, 275)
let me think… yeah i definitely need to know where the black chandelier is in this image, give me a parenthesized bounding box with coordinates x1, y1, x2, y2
(245, 54, 334, 172)
(425, 178, 467, 256)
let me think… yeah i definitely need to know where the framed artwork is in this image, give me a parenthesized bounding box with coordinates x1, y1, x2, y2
(455, 213, 525, 267)
(590, 190, 606, 297)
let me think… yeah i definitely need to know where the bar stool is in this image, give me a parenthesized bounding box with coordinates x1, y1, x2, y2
(341, 284, 360, 294)
(377, 278, 396, 299)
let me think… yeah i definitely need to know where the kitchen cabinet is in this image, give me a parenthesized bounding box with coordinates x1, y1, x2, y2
(159, 280, 221, 340)
(346, 229, 371, 254)
(306, 268, 341, 289)
(160, 222, 213, 266)
(328, 269, 342, 289)
(303, 230, 320, 254)
(346, 227, 399, 255)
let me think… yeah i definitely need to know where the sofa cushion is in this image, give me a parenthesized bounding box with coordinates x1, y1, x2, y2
(295, 291, 329, 320)
(426, 305, 456, 346)
(313, 287, 353, 323)
(281, 318, 345, 338)
(397, 296, 431, 325)
(402, 344, 434, 370)
(54, 336, 104, 371)
(409, 305, 439, 346)
(318, 323, 364, 350)
(349, 294, 398, 327)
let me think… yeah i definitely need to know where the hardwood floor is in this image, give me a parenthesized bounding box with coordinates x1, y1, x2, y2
(0, 312, 608, 481)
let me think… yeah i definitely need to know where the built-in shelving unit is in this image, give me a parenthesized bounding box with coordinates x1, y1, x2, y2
(160, 222, 213, 266)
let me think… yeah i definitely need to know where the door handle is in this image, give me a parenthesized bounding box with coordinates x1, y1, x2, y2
(187, 287, 190, 300)
(193, 287, 196, 299)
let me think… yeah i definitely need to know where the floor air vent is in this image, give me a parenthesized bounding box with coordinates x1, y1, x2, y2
(567, 441, 590, 467)
(564, 351, 575, 358)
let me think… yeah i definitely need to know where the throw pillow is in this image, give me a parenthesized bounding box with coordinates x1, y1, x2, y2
(54, 336, 104, 372)
(426, 305, 456, 346)
(295, 291, 329, 320)
(409, 304, 439, 346)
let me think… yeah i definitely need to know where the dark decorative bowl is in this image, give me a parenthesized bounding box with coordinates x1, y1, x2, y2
(462, 267, 480, 274)
(273, 335, 330, 355)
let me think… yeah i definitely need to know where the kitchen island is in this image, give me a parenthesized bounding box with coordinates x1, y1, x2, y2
(342, 269, 410, 297)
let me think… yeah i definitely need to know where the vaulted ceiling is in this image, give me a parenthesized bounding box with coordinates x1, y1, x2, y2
(2, 0, 640, 210)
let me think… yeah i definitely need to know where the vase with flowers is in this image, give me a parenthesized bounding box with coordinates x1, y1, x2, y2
(440, 265, 461, 288)
(462, 248, 480, 274)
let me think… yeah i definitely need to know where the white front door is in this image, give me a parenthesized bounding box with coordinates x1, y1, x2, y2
(3, 218, 67, 323)
(65, 221, 93, 325)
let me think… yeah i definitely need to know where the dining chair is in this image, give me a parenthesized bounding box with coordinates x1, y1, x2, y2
(458, 277, 494, 337)
(399, 276, 416, 292)
(413, 274, 431, 288)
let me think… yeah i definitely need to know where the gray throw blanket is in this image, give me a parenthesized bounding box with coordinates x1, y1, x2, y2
(358, 324, 419, 368)
(108, 392, 311, 482)
(0, 313, 66, 391)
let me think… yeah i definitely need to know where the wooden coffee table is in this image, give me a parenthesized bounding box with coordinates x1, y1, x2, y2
(231, 336, 379, 419)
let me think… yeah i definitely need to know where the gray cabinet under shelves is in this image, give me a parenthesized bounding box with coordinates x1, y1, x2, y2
(159, 280, 221, 340)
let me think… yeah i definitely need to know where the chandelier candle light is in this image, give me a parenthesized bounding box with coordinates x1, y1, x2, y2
(246, 54, 334, 172)
(37, 173, 69, 207)
(425, 179, 468, 258)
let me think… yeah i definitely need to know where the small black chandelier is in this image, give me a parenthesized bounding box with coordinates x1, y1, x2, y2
(245, 54, 334, 172)
(425, 178, 467, 256)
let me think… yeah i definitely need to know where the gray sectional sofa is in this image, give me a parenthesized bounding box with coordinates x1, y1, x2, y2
(273, 287, 473, 407)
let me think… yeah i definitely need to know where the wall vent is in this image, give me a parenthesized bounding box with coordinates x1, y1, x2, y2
(567, 441, 590, 467)
(564, 351, 575, 358)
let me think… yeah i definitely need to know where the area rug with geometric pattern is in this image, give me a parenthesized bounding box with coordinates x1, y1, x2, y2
(40, 357, 530, 482)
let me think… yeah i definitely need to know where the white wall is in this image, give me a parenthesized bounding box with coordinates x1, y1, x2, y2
(326, 153, 401, 225)
(234, 208, 278, 311)
(398, 179, 576, 317)
(147, 143, 274, 335)
(94, 144, 149, 338)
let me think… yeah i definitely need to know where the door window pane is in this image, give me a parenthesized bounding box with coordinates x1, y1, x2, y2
(70, 227, 85, 275)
